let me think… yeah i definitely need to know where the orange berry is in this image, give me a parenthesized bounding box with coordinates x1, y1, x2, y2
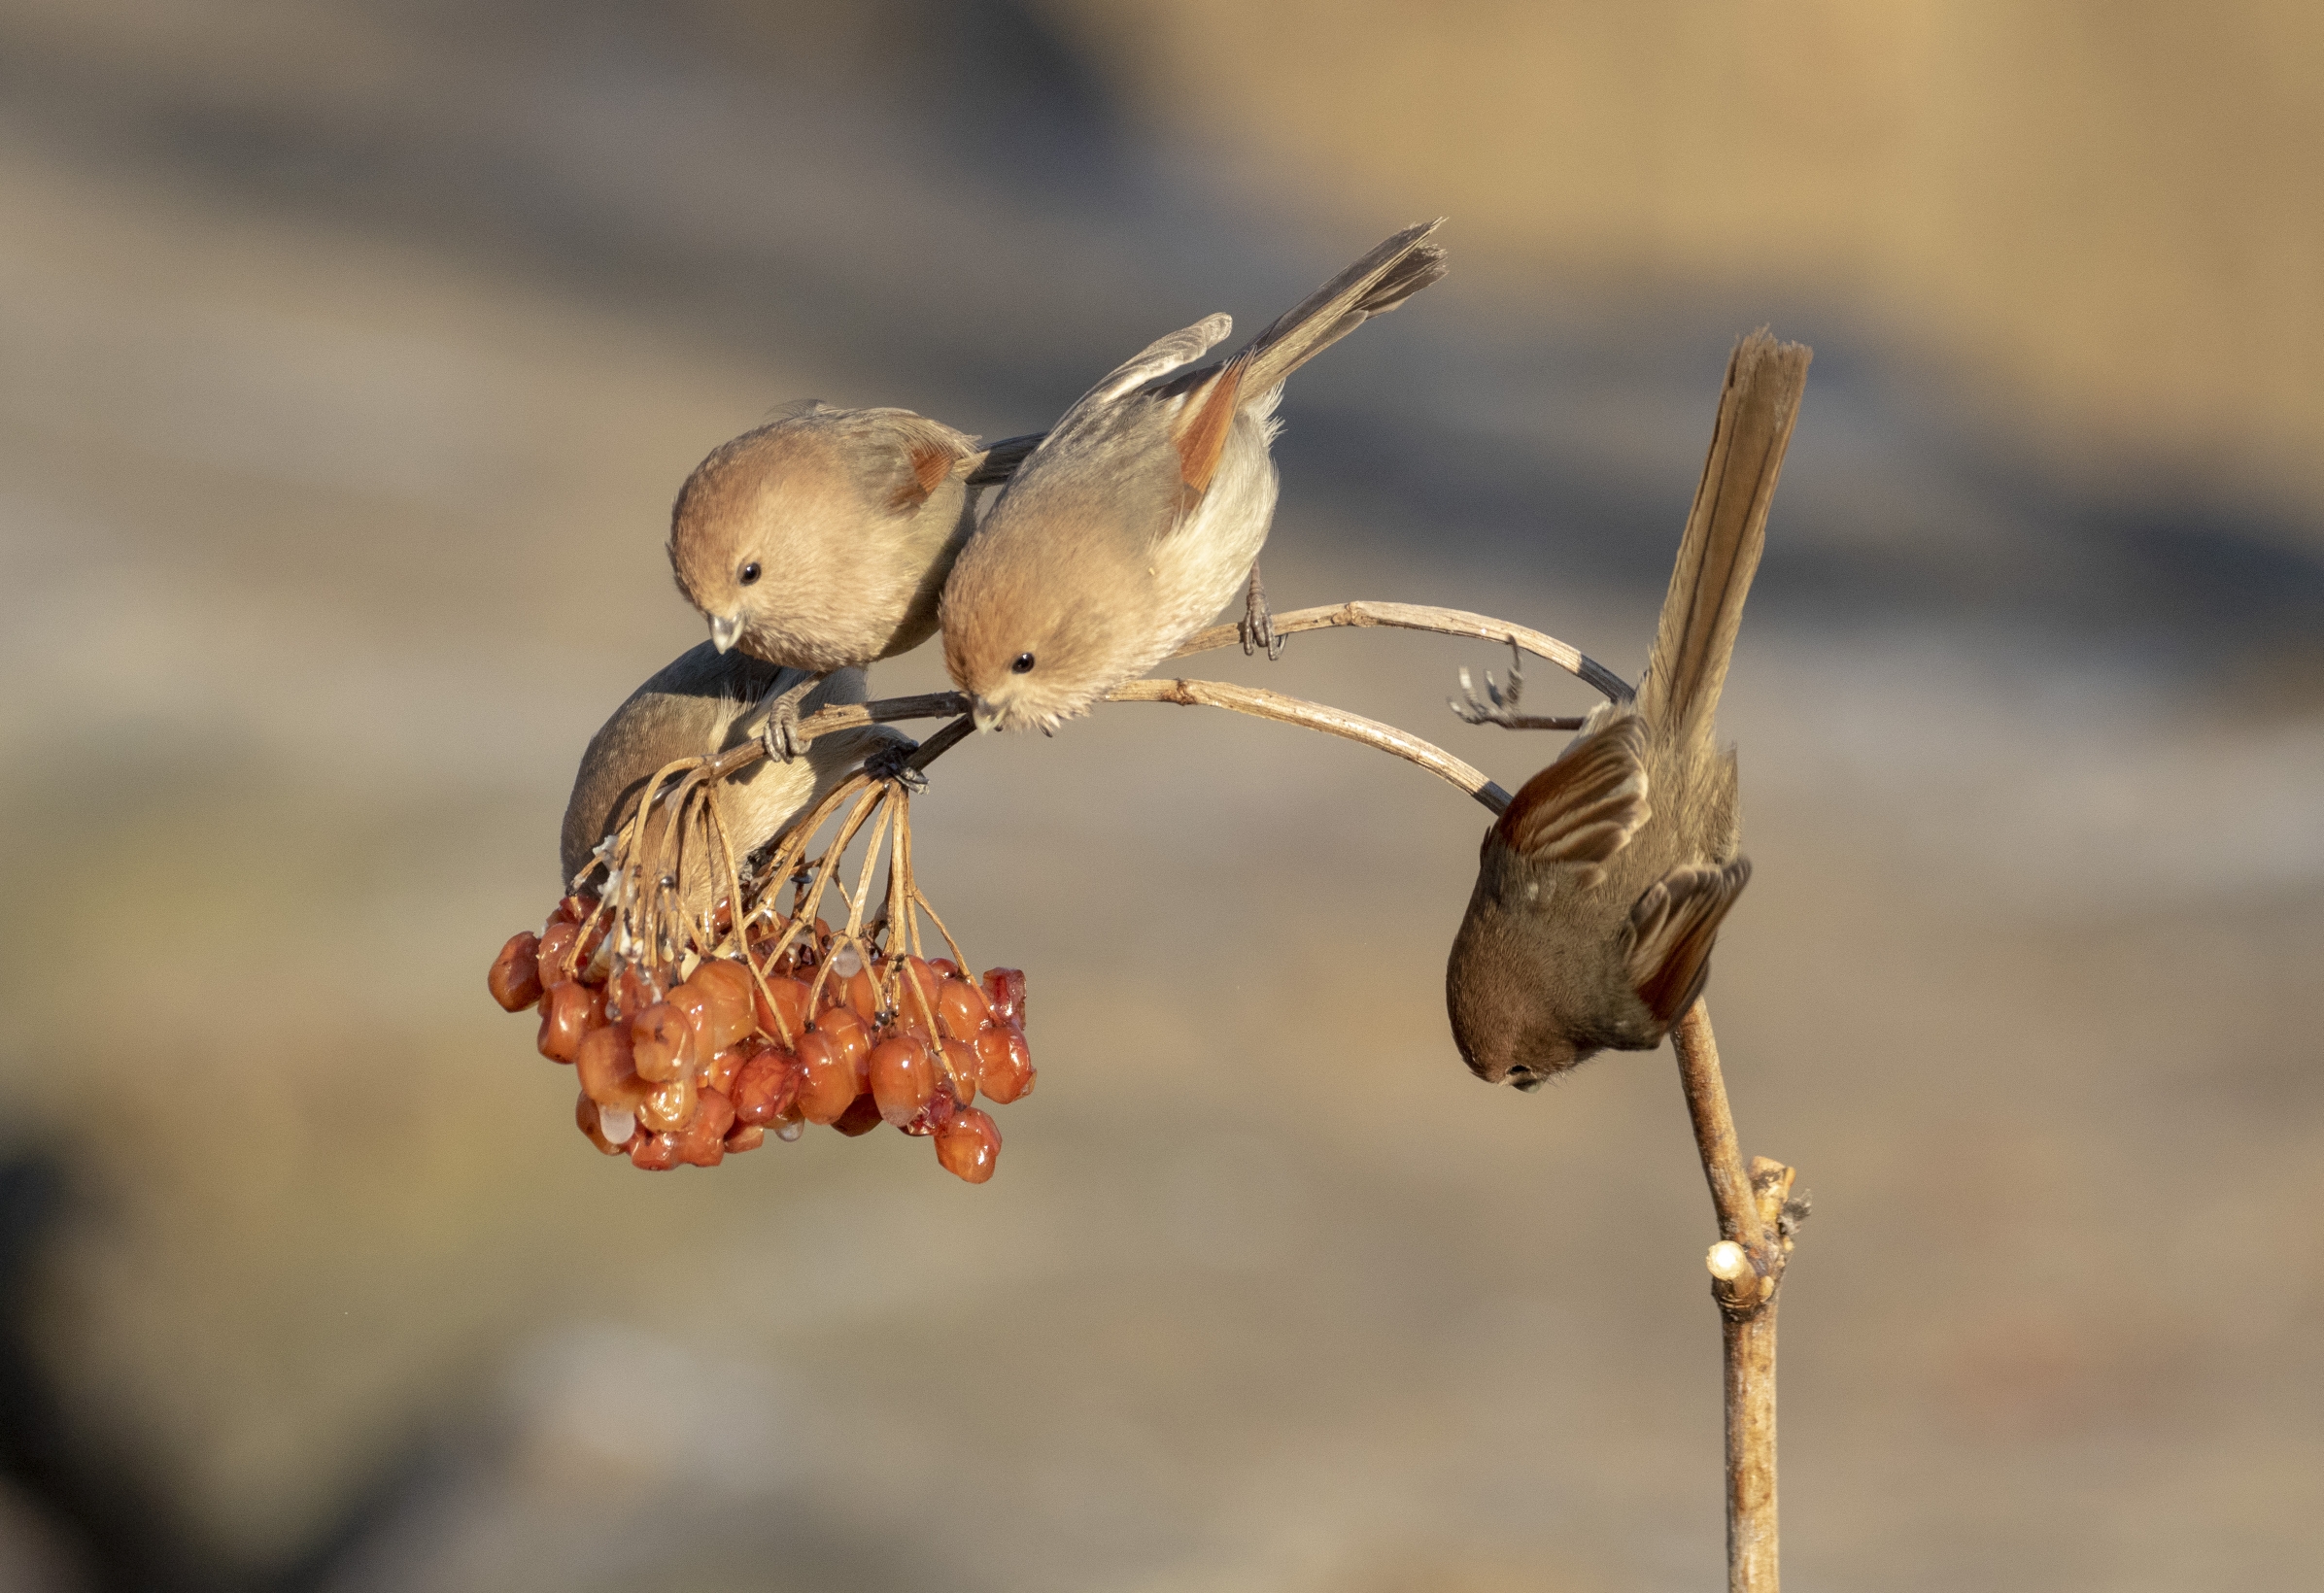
(981, 967, 1025, 1027)
(677, 1088, 735, 1167)
(535, 981, 603, 1065)
(725, 1122, 767, 1154)
(629, 1002, 695, 1083)
(897, 956, 942, 1027)
(842, 966, 882, 1025)
(816, 1008, 872, 1086)
(639, 1069, 699, 1134)
(701, 1039, 752, 1097)
(752, 975, 813, 1044)
(974, 1023, 1034, 1104)
(577, 1024, 652, 1110)
(489, 932, 543, 1012)
(575, 1090, 629, 1156)
(630, 1131, 682, 1170)
(557, 894, 598, 926)
(937, 976, 991, 1040)
(929, 958, 961, 979)
(671, 960, 755, 1055)
(938, 1038, 978, 1106)
(870, 1035, 935, 1127)
(832, 1091, 883, 1136)
(606, 963, 666, 1025)
(794, 1032, 860, 1126)
(733, 1047, 803, 1126)
(535, 921, 580, 988)
(935, 1107, 1000, 1183)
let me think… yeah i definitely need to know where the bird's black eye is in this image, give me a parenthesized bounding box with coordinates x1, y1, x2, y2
(1010, 653, 1036, 674)
(738, 561, 762, 586)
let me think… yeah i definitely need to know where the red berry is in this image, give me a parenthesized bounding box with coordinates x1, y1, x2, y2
(489, 932, 544, 1012)
(577, 1023, 653, 1110)
(752, 975, 813, 1045)
(671, 959, 755, 1054)
(535, 981, 604, 1065)
(574, 1090, 630, 1156)
(937, 976, 991, 1040)
(733, 1047, 803, 1126)
(794, 1031, 860, 1125)
(981, 967, 1026, 1027)
(535, 920, 580, 989)
(638, 1069, 699, 1133)
(630, 1131, 683, 1170)
(832, 1091, 883, 1137)
(935, 1107, 1000, 1183)
(937, 1037, 979, 1106)
(974, 1023, 1034, 1103)
(676, 1088, 735, 1167)
(869, 1035, 936, 1127)
(816, 1008, 872, 1086)
(629, 1001, 695, 1083)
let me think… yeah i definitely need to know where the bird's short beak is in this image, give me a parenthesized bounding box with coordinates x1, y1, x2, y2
(709, 614, 742, 654)
(971, 698, 1001, 733)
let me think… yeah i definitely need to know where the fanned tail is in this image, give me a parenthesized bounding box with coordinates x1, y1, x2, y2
(1234, 220, 1449, 397)
(1637, 329, 1812, 746)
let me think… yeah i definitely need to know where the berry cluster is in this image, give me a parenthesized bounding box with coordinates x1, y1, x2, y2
(488, 895, 1032, 1180)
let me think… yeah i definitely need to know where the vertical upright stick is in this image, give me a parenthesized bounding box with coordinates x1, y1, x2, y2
(1672, 1002, 1796, 1593)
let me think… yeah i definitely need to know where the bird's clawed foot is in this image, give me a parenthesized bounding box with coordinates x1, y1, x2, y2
(753, 672, 824, 763)
(1450, 637, 1585, 731)
(1239, 563, 1284, 661)
(866, 737, 927, 791)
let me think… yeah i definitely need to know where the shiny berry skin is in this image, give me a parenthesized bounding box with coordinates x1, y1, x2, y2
(629, 1001, 695, 1083)
(974, 1023, 1034, 1103)
(732, 1047, 803, 1126)
(639, 1069, 699, 1134)
(981, 967, 1026, 1027)
(832, 1091, 883, 1137)
(630, 1131, 683, 1171)
(869, 1035, 936, 1127)
(577, 1024, 653, 1111)
(752, 976, 813, 1045)
(672, 959, 756, 1054)
(937, 976, 991, 1040)
(536, 981, 604, 1065)
(937, 1038, 978, 1106)
(794, 1032, 860, 1125)
(935, 1108, 1001, 1183)
(534, 921, 580, 989)
(676, 1089, 735, 1167)
(489, 932, 543, 1011)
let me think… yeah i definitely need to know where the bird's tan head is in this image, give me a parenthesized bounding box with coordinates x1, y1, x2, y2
(667, 408, 971, 668)
(940, 518, 1145, 735)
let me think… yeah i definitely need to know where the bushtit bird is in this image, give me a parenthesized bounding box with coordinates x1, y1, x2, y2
(666, 406, 1038, 757)
(562, 643, 906, 910)
(1446, 331, 1811, 1088)
(941, 221, 1448, 733)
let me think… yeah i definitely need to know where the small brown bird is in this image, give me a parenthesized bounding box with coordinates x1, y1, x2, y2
(561, 643, 905, 909)
(942, 222, 1448, 733)
(1446, 331, 1811, 1088)
(666, 405, 1037, 757)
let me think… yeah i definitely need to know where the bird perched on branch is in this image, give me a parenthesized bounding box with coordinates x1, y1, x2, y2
(562, 643, 906, 913)
(941, 221, 1449, 734)
(1446, 330, 1811, 1088)
(666, 405, 1038, 759)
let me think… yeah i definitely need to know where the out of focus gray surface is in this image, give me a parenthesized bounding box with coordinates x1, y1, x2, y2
(0, 4, 2318, 1591)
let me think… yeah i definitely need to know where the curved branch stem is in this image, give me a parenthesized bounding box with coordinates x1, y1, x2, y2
(698, 599, 1598, 809)
(1106, 678, 1512, 811)
(1172, 599, 1633, 701)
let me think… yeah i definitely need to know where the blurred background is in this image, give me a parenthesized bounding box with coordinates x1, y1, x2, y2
(1, 2, 2318, 1589)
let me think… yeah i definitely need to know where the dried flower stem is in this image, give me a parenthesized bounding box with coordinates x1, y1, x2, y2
(1675, 1001, 1796, 1593)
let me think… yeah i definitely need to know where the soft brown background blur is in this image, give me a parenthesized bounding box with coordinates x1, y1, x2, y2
(1, 4, 2318, 1591)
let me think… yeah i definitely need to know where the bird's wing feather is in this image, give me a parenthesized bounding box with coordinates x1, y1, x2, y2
(1075, 314, 1235, 411)
(1624, 858, 1753, 1026)
(1496, 715, 1653, 870)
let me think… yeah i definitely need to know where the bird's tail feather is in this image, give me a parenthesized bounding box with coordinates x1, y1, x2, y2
(1638, 330, 1811, 745)
(1234, 220, 1449, 396)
